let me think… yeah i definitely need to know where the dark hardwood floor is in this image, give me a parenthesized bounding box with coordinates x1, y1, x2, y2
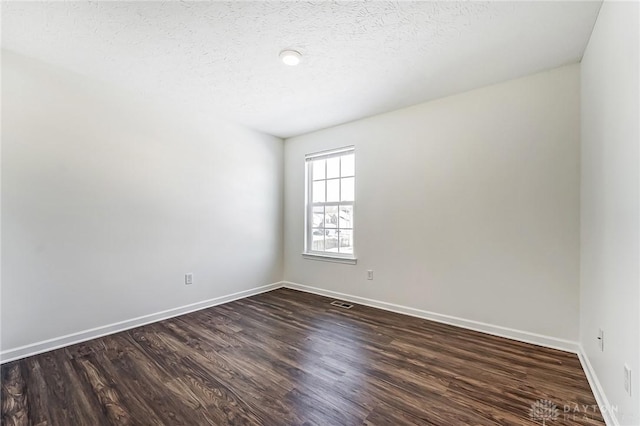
(2, 288, 603, 425)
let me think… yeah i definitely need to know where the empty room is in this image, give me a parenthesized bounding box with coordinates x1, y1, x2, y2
(1, 1, 638, 425)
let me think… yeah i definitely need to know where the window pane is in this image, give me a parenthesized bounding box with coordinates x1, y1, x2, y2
(327, 157, 340, 179)
(312, 159, 325, 180)
(327, 179, 339, 202)
(339, 205, 353, 229)
(312, 206, 324, 227)
(312, 181, 325, 203)
(306, 149, 355, 257)
(311, 230, 324, 251)
(341, 177, 354, 201)
(325, 205, 338, 228)
(325, 229, 339, 252)
(339, 230, 353, 254)
(341, 154, 355, 177)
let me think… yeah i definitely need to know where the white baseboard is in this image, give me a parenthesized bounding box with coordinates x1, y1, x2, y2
(282, 281, 579, 353)
(284, 282, 624, 423)
(577, 346, 619, 426)
(0, 282, 283, 364)
(3, 279, 612, 425)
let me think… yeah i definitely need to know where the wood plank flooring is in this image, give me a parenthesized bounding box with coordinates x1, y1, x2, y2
(2, 288, 604, 425)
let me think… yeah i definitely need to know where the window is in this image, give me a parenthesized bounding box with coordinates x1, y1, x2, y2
(304, 146, 356, 263)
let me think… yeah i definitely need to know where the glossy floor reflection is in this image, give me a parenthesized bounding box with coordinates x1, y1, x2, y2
(1, 288, 603, 425)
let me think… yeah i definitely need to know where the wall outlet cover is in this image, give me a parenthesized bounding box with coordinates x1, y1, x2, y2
(624, 364, 632, 395)
(597, 328, 604, 351)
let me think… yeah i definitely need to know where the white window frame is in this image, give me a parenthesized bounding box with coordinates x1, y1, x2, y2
(303, 146, 356, 264)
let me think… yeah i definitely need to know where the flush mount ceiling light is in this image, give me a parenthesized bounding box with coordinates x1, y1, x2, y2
(279, 49, 302, 66)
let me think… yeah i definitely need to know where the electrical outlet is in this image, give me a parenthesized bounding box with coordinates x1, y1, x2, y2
(624, 364, 632, 396)
(597, 328, 604, 351)
(185, 273, 193, 285)
(367, 270, 373, 280)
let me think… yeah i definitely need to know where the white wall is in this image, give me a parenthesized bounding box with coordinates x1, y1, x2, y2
(284, 65, 581, 343)
(580, 1, 639, 424)
(1, 51, 284, 353)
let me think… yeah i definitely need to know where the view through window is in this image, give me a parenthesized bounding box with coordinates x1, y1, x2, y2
(305, 147, 355, 258)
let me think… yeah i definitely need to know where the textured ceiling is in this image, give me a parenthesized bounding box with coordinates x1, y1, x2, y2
(2, 1, 601, 138)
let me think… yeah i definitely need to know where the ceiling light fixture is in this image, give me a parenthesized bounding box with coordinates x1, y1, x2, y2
(279, 49, 302, 66)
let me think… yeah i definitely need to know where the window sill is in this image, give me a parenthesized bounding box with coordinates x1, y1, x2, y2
(302, 253, 357, 265)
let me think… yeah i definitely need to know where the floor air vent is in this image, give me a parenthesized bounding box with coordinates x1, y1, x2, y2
(330, 300, 354, 309)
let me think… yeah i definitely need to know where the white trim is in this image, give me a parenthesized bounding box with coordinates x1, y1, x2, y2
(0, 282, 283, 364)
(2, 279, 611, 424)
(305, 147, 356, 258)
(282, 281, 579, 353)
(305, 145, 355, 161)
(577, 346, 619, 426)
(284, 280, 614, 423)
(302, 253, 357, 264)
